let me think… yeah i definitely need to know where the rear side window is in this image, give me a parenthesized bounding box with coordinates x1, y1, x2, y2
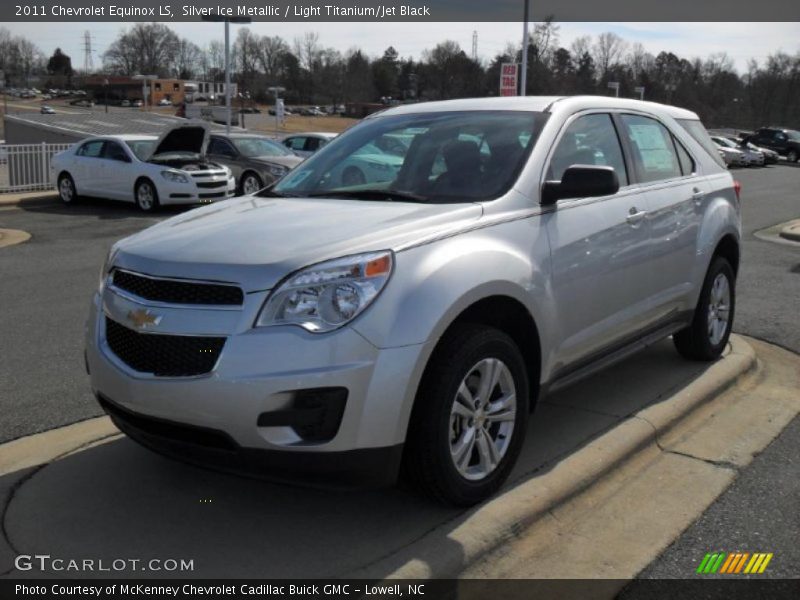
(305, 137, 322, 152)
(620, 114, 681, 183)
(673, 138, 695, 175)
(285, 137, 306, 150)
(77, 140, 104, 158)
(547, 113, 628, 186)
(676, 118, 727, 169)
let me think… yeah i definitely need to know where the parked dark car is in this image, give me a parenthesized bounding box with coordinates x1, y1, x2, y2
(746, 127, 800, 162)
(207, 133, 304, 195)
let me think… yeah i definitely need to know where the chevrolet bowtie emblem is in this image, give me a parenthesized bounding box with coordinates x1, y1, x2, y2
(126, 308, 162, 329)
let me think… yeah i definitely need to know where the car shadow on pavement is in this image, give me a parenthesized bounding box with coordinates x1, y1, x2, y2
(0, 340, 713, 580)
(19, 197, 195, 220)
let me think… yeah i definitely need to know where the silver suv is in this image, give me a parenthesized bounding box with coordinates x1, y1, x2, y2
(87, 96, 741, 505)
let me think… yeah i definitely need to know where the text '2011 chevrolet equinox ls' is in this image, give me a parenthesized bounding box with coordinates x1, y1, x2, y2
(87, 96, 741, 506)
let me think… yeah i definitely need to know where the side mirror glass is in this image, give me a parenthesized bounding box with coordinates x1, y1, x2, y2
(541, 165, 620, 205)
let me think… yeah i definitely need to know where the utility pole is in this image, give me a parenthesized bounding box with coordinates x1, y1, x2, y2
(520, 0, 529, 96)
(202, 13, 251, 134)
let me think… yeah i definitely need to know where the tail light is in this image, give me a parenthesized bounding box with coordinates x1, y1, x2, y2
(733, 180, 741, 201)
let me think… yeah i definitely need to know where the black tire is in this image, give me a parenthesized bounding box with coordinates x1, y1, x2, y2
(134, 179, 159, 212)
(403, 324, 530, 506)
(58, 173, 78, 204)
(239, 171, 264, 195)
(673, 256, 736, 361)
(787, 149, 798, 163)
(342, 166, 366, 186)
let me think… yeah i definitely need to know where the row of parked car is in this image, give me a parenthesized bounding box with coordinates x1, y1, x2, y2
(49, 124, 346, 210)
(710, 127, 800, 167)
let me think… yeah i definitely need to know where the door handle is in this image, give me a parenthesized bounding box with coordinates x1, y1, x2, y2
(692, 187, 705, 205)
(626, 207, 647, 224)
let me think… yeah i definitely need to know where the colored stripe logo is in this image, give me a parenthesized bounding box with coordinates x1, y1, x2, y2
(697, 552, 773, 574)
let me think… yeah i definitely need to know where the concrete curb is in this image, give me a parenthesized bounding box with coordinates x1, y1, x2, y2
(351, 335, 757, 579)
(0, 228, 31, 248)
(779, 219, 800, 242)
(0, 417, 119, 478)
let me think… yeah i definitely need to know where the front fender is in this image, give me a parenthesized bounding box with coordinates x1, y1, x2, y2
(353, 217, 552, 351)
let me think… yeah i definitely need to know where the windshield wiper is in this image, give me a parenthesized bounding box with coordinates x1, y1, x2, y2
(305, 189, 429, 203)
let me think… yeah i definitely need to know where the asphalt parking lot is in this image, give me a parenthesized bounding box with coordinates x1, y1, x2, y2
(0, 163, 798, 581)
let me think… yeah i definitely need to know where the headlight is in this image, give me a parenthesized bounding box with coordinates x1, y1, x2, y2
(161, 170, 189, 184)
(98, 245, 119, 291)
(266, 164, 288, 177)
(255, 251, 393, 333)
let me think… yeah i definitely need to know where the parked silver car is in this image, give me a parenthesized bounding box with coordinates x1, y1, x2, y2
(88, 96, 741, 505)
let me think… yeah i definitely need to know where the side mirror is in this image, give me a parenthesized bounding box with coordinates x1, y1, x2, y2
(541, 165, 620, 205)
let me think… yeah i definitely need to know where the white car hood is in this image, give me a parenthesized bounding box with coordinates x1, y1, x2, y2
(145, 121, 210, 160)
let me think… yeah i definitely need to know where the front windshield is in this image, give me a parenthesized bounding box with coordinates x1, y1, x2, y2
(125, 140, 155, 161)
(270, 110, 548, 203)
(787, 130, 800, 141)
(232, 137, 293, 158)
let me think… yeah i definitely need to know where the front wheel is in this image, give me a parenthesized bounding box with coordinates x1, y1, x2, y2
(787, 149, 798, 163)
(240, 172, 263, 195)
(403, 324, 530, 506)
(134, 180, 159, 212)
(673, 256, 735, 361)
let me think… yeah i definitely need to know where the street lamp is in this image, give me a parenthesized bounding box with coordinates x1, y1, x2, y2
(202, 13, 252, 134)
(132, 74, 157, 111)
(103, 78, 109, 113)
(268, 86, 286, 136)
(520, 0, 529, 96)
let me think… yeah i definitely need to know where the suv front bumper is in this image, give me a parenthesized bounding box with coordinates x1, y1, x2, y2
(86, 290, 432, 485)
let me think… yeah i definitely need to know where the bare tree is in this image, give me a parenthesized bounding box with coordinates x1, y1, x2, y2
(257, 35, 290, 83)
(593, 32, 628, 77)
(103, 23, 180, 76)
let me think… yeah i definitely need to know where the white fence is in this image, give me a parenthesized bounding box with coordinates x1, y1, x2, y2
(0, 143, 73, 193)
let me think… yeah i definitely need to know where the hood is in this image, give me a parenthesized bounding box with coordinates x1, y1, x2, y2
(146, 121, 209, 160)
(250, 155, 304, 169)
(112, 197, 483, 292)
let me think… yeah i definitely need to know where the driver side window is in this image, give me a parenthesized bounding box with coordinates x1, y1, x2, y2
(547, 114, 628, 186)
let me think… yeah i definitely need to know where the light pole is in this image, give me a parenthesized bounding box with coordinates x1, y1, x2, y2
(268, 86, 285, 136)
(103, 78, 109, 113)
(520, 0, 529, 96)
(202, 13, 252, 134)
(132, 74, 157, 111)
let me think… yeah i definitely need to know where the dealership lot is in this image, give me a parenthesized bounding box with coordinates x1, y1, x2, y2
(0, 164, 798, 579)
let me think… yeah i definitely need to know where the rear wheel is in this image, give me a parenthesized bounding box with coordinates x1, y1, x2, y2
(403, 324, 529, 506)
(673, 256, 735, 361)
(240, 171, 263, 195)
(58, 173, 78, 204)
(787, 149, 798, 163)
(134, 179, 159, 212)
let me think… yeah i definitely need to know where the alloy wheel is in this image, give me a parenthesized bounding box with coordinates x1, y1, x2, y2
(59, 177, 74, 203)
(449, 358, 517, 481)
(137, 183, 154, 211)
(242, 174, 262, 195)
(707, 273, 731, 346)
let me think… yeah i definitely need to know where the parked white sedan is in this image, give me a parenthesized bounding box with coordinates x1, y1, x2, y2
(51, 122, 236, 211)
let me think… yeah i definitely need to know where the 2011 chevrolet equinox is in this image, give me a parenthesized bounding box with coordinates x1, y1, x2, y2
(87, 96, 741, 506)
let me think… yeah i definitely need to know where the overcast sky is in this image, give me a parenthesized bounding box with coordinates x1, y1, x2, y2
(5, 22, 798, 73)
